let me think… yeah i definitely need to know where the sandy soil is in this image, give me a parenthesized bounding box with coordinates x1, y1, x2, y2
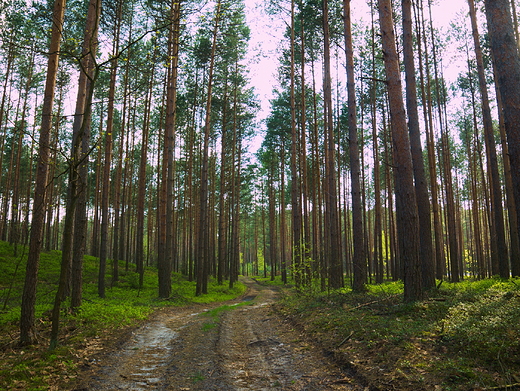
(73, 277, 367, 390)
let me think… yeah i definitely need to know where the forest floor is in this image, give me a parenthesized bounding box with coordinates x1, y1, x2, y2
(72, 277, 367, 391)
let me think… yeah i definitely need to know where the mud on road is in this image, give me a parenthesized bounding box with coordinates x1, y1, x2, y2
(75, 277, 366, 390)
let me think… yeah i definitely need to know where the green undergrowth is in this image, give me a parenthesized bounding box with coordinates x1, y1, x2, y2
(276, 277, 520, 391)
(200, 302, 248, 332)
(0, 241, 245, 390)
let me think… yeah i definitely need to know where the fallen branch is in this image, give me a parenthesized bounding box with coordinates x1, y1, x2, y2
(337, 331, 354, 348)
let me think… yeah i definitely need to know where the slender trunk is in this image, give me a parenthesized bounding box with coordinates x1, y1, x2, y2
(159, 0, 181, 298)
(403, 0, 434, 289)
(51, 0, 101, 348)
(20, 0, 66, 346)
(218, 74, 230, 285)
(99, 2, 122, 297)
(323, 0, 342, 289)
(196, 0, 220, 296)
(90, 136, 102, 257)
(280, 144, 287, 284)
(290, 0, 303, 288)
(10, 57, 34, 255)
(344, 0, 365, 291)
(378, 0, 422, 301)
(136, 62, 154, 288)
(428, 1, 457, 281)
(468, 0, 509, 278)
(69, 0, 101, 309)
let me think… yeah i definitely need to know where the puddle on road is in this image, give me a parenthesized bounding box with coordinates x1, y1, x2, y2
(93, 321, 180, 390)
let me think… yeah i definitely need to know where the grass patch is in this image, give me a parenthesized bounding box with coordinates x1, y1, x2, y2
(199, 302, 247, 332)
(276, 277, 520, 391)
(0, 241, 246, 390)
(189, 371, 205, 383)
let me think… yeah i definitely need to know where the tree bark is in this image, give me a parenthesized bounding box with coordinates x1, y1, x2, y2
(484, 0, 520, 276)
(51, 0, 101, 348)
(323, 0, 342, 289)
(468, 0, 509, 278)
(378, 0, 422, 301)
(290, 0, 303, 288)
(158, 0, 181, 298)
(343, 0, 366, 292)
(20, 0, 66, 346)
(196, 0, 220, 296)
(402, 0, 435, 289)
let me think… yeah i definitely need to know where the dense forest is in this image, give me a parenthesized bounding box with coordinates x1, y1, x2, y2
(1, 0, 520, 350)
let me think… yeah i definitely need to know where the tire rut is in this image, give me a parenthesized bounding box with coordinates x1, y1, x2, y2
(75, 278, 365, 390)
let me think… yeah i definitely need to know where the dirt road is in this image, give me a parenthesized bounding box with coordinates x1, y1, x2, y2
(75, 277, 365, 390)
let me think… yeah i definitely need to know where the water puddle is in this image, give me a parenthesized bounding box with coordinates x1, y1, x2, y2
(93, 321, 179, 389)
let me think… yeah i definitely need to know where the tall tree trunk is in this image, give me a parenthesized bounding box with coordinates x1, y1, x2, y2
(402, 0, 434, 289)
(323, 0, 342, 289)
(427, 1, 458, 281)
(415, 0, 445, 279)
(196, 0, 220, 296)
(309, 59, 325, 290)
(468, 0, 509, 278)
(99, 0, 122, 297)
(298, 6, 311, 286)
(159, 0, 181, 298)
(229, 80, 241, 287)
(466, 117, 486, 278)
(343, 0, 365, 291)
(0, 37, 16, 243)
(484, 0, 520, 277)
(10, 51, 34, 256)
(280, 144, 287, 284)
(20, 0, 66, 346)
(217, 73, 230, 285)
(51, 0, 101, 348)
(378, 0, 422, 301)
(90, 136, 102, 257)
(290, 0, 303, 288)
(268, 167, 278, 281)
(369, 4, 384, 283)
(136, 60, 154, 289)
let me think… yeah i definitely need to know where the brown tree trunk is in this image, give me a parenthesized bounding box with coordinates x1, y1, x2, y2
(343, 0, 365, 291)
(378, 0, 422, 301)
(99, 0, 122, 297)
(280, 143, 287, 284)
(136, 48, 155, 289)
(323, 0, 342, 289)
(10, 51, 34, 256)
(196, 0, 220, 296)
(468, 0, 509, 278)
(268, 165, 278, 281)
(20, 0, 66, 346)
(402, 0, 434, 289)
(415, 0, 445, 279)
(158, 0, 181, 298)
(484, 0, 520, 276)
(290, 0, 303, 288)
(426, 2, 458, 282)
(90, 136, 102, 257)
(51, 0, 101, 348)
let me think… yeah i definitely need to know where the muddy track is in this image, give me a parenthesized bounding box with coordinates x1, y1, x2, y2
(75, 277, 365, 390)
